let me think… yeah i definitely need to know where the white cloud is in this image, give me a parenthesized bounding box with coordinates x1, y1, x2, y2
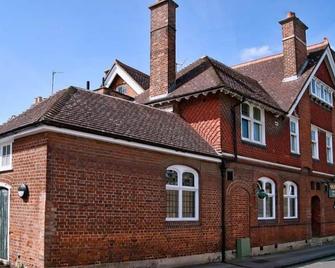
(240, 45, 272, 61)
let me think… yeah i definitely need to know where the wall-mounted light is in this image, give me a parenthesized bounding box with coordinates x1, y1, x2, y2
(18, 184, 29, 199)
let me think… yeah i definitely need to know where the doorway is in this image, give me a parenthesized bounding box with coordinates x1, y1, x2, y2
(311, 196, 321, 237)
(0, 186, 9, 261)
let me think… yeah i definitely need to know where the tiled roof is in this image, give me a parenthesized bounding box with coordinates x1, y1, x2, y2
(0, 87, 218, 157)
(233, 41, 328, 112)
(115, 60, 150, 90)
(136, 56, 281, 111)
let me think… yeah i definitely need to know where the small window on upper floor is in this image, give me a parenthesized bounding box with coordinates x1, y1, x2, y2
(241, 103, 265, 145)
(290, 117, 300, 154)
(116, 85, 127, 95)
(0, 141, 13, 171)
(310, 77, 333, 106)
(311, 126, 319, 160)
(326, 132, 333, 164)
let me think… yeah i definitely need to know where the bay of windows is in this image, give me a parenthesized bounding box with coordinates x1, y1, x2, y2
(310, 77, 333, 106)
(241, 103, 265, 145)
(166, 165, 199, 221)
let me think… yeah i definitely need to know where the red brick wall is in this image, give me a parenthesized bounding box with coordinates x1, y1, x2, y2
(0, 134, 48, 267)
(44, 133, 222, 267)
(224, 161, 335, 250)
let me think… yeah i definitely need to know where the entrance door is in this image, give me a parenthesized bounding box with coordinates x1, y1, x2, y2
(0, 187, 9, 261)
(311, 196, 321, 237)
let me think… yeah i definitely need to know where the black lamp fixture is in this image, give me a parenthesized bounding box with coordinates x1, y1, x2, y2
(256, 182, 268, 199)
(18, 184, 29, 199)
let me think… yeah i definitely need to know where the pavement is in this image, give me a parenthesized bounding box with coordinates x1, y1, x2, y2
(185, 244, 335, 268)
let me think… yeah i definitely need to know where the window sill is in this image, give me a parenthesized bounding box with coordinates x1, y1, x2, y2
(0, 166, 13, 173)
(312, 158, 320, 162)
(290, 152, 300, 158)
(241, 139, 266, 148)
(166, 218, 199, 222)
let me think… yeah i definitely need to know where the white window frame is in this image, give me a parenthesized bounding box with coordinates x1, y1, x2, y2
(289, 117, 300, 154)
(326, 132, 333, 164)
(257, 177, 276, 220)
(283, 181, 298, 219)
(241, 103, 266, 145)
(0, 139, 13, 172)
(310, 77, 333, 106)
(311, 126, 319, 160)
(166, 165, 199, 221)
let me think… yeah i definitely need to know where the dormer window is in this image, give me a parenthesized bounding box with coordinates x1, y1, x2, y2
(241, 103, 265, 145)
(116, 85, 127, 95)
(310, 77, 333, 106)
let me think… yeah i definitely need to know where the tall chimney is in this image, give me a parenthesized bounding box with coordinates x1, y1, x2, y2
(279, 12, 308, 80)
(149, 0, 178, 99)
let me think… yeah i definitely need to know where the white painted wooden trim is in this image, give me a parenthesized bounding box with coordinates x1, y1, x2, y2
(0, 182, 10, 265)
(9, 125, 221, 163)
(105, 63, 145, 95)
(312, 170, 334, 178)
(257, 177, 276, 220)
(237, 155, 301, 171)
(288, 47, 335, 115)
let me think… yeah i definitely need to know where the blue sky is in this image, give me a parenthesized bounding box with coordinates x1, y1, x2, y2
(0, 0, 334, 124)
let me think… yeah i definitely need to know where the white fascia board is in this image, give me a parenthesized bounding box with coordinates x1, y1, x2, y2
(105, 63, 145, 95)
(288, 47, 335, 116)
(10, 125, 221, 163)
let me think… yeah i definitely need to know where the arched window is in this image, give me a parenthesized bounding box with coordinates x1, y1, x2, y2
(165, 165, 199, 221)
(257, 177, 276, 220)
(283, 181, 298, 219)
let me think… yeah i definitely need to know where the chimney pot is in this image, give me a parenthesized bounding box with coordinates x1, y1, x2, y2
(34, 96, 43, 105)
(287, 11, 296, 18)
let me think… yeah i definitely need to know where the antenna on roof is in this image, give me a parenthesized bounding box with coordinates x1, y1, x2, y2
(51, 71, 63, 94)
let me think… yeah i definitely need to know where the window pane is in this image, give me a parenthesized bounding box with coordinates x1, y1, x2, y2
(182, 191, 195, 218)
(253, 107, 261, 121)
(182, 172, 195, 187)
(266, 197, 273, 218)
(253, 122, 261, 142)
(284, 197, 288, 217)
(290, 121, 296, 134)
(265, 182, 272, 193)
(311, 130, 316, 141)
(311, 79, 316, 94)
(166, 170, 178, 186)
(1, 145, 11, 167)
(291, 135, 297, 152)
(167, 190, 179, 218)
(289, 198, 296, 217)
(242, 119, 250, 139)
(242, 103, 250, 116)
(258, 198, 263, 218)
(289, 185, 295, 195)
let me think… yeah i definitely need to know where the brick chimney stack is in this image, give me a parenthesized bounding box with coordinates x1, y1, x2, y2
(149, 0, 178, 99)
(279, 12, 308, 80)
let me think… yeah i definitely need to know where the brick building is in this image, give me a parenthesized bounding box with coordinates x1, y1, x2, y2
(1, 0, 335, 267)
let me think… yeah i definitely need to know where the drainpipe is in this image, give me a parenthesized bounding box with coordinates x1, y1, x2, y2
(220, 158, 226, 263)
(220, 98, 245, 262)
(231, 98, 245, 160)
